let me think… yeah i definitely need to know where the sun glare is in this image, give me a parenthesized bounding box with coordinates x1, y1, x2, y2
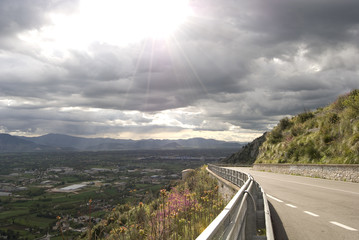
(19, 0, 193, 51)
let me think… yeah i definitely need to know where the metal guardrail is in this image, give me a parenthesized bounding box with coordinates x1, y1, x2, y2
(196, 164, 274, 240)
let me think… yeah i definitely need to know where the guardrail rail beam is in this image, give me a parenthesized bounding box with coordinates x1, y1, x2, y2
(197, 164, 274, 240)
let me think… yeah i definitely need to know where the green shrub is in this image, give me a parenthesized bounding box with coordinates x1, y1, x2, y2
(286, 144, 297, 159)
(334, 89, 359, 118)
(291, 125, 303, 136)
(352, 142, 359, 156)
(278, 159, 287, 163)
(279, 117, 293, 131)
(307, 118, 317, 129)
(297, 111, 314, 123)
(320, 122, 331, 135)
(339, 119, 353, 136)
(343, 89, 359, 111)
(322, 134, 335, 144)
(293, 151, 300, 162)
(332, 95, 346, 111)
(268, 128, 283, 144)
(351, 133, 359, 145)
(343, 107, 358, 119)
(328, 113, 340, 124)
(304, 141, 321, 161)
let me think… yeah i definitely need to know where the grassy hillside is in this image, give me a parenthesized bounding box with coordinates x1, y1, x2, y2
(256, 89, 359, 164)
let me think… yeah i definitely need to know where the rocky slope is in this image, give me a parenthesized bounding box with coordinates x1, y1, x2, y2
(221, 133, 267, 165)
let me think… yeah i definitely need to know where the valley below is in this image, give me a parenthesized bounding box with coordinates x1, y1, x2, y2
(0, 149, 234, 239)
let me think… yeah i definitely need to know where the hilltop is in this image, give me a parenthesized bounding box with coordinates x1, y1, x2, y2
(256, 89, 359, 164)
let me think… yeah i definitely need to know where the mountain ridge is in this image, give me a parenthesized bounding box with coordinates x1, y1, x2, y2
(0, 133, 59, 152)
(0, 133, 245, 152)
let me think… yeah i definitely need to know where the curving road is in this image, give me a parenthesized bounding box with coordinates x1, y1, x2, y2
(226, 167, 359, 240)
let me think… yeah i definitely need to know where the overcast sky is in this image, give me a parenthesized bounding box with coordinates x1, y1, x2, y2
(0, 0, 358, 142)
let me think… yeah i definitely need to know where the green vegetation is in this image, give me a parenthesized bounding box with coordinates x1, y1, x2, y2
(0, 149, 232, 239)
(257, 89, 359, 164)
(81, 166, 226, 240)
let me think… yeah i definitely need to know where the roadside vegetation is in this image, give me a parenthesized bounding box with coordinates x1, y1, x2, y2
(256, 89, 359, 164)
(81, 166, 226, 240)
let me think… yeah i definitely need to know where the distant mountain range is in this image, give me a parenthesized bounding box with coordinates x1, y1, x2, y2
(0, 133, 244, 152)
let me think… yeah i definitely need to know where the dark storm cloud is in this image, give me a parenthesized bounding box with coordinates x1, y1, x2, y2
(63, 44, 134, 81)
(237, 0, 359, 44)
(0, 0, 49, 34)
(0, 104, 154, 136)
(0, 0, 358, 140)
(71, 39, 251, 112)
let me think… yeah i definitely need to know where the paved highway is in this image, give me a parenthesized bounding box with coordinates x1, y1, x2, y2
(226, 167, 359, 240)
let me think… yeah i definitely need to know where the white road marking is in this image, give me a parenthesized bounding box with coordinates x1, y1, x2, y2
(286, 204, 297, 208)
(266, 194, 283, 202)
(304, 211, 319, 217)
(227, 167, 359, 235)
(330, 221, 358, 231)
(242, 172, 359, 195)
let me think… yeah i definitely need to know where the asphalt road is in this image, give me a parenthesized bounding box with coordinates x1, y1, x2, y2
(226, 167, 359, 240)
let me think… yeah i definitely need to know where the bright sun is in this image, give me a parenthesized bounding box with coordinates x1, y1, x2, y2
(19, 0, 192, 51)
